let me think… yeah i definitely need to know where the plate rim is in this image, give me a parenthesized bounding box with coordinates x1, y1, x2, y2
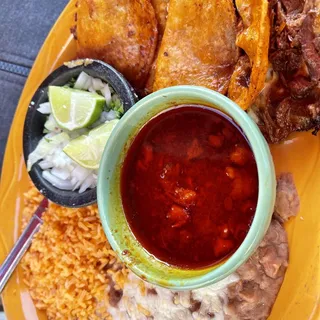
(0, 0, 319, 319)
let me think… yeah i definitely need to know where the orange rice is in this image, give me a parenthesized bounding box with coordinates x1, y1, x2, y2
(21, 186, 128, 320)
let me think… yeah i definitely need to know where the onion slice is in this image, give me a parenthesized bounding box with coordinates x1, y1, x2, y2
(51, 167, 71, 180)
(101, 84, 112, 105)
(74, 71, 92, 90)
(92, 78, 104, 91)
(42, 170, 75, 190)
(79, 175, 95, 193)
(37, 102, 52, 114)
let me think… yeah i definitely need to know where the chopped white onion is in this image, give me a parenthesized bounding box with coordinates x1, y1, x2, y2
(72, 181, 82, 192)
(74, 71, 92, 90)
(51, 167, 71, 180)
(71, 176, 77, 185)
(105, 110, 118, 121)
(44, 132, 56, 140)
(44, 114, 61, 133)
(99, 111, 108, 123)
(42, 170, 75, 190)
(101, 84, 112, 105)
(28, 71, 121, 193)
(38, 160, 54, 170)
(88, 86, 96, 93)
(45, 155, 53, 162)
(91, 173, 98, 188)
(71, 165, 91, 181)
(52, 150, 71, 168)
(37, 102, 52, 114)
(92, 78, 104, 91)
(79, 175, 95, 193)
(27, 138, 54, 171)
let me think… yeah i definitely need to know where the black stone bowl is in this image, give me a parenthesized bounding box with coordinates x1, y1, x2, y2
(23, 59, 138, 207)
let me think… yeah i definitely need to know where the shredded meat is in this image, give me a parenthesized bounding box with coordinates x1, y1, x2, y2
(229, 55, 251, 89)
(269, 47, 303, 74)
(287, 75, 316, 99)
(253, 72, 320, 143)
(281, 0, 305, 13)
(253, 0, 320, 143)
(300, 12, 320, 81)
(269, 2, 303, 74)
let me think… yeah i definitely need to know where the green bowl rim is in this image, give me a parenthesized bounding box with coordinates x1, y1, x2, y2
(98, 85, 276, 290)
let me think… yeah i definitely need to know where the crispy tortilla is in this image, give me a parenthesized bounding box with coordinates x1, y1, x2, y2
(151, 0, 238, 93)
(76, 0, 158, 90)
(151, 0, 169, 40)
(228, 0, 270, 110)
(144, 0, 170, 95)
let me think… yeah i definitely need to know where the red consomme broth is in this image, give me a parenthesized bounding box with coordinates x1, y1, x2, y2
(121, 105, 258, 269)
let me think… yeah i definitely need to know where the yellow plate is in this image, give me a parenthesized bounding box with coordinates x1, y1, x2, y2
(0, 0, 319, 319)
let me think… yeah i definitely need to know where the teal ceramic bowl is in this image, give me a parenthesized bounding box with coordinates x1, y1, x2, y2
(97, 85, 276, 290)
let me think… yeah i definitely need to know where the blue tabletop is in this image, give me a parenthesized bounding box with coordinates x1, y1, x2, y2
(0, 0, 68, 176)
(0, 0, 68, 312)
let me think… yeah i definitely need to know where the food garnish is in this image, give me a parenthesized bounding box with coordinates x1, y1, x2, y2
(63, 119, 118, 169)
(27, 72, 122, 192)
(49, 86, 105, 131)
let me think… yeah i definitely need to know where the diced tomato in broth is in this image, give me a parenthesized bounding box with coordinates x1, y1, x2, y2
(121, 105, 258, 268)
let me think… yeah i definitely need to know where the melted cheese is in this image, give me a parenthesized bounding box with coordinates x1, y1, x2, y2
(108, 272, 239, 320)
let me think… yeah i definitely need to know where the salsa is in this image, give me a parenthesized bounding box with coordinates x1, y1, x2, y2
(121, 105, 258, 269)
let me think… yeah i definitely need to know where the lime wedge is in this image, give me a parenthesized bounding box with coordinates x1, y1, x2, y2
(48, 86, 105, 131)
(63, 119, 119, 169)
